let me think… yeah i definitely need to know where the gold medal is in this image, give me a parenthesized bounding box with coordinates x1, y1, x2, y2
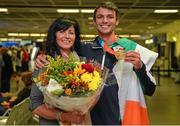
(115, 50, 125, 60)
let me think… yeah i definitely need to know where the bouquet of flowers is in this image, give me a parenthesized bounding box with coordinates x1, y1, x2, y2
(33, 55, 109, 114)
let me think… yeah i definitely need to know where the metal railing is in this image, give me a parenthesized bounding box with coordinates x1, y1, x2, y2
(151, 67, 180, 86)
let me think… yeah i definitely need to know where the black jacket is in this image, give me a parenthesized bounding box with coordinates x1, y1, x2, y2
(80, 37, 156, 125)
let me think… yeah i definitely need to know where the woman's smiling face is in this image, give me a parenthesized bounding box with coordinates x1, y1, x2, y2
(56, 25, 76, 51)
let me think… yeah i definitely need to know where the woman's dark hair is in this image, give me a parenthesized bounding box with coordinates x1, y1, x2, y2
(45, 17, 81, 57)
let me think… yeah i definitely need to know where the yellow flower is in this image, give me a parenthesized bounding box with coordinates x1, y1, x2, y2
(80, 72, 93, 83)
(80, 71, 101, 91)
(93, 71, 100, 78)
(88, 71, 101, 91)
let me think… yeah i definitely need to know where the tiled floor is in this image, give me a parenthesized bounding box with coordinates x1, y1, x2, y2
(146, 76, 180, 125)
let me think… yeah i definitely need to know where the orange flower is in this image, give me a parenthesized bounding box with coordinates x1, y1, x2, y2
(38, 71, 48, 81)
(64, 71, 72, 75)
(73, 67, 86, 75)
(65, 89, 71, 95)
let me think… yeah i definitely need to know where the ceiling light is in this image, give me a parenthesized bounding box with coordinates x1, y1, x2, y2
(145, 39, 153, 44)
(57, 9, 79, 13)
(81, 34, 96, 38)
(19, 33, 29, 37)
(148, 26, 154, 29)
(0, 38, 8, 41)
(118, 35, 130, 38)
(80, 9, 94, 13)
(30, 33, 40, 37)
(36, 39, 44, 42)
(118, 35, 141, 38)
(15, 38, 22, 41)
(40, 34, 47, 37)
(6, 38, 21, 41)
(88, 17, 93, 20)
(8, 38, 16, 41)
(0, 8, 8, 12)
(154, 10, 178, 13)
(172, 36, 177, 41)
(8, 33, 18, 36)
(130, 35, 141, 38)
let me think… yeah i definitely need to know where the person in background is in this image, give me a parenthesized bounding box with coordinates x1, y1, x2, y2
(0, 71, 32, 115)
(35, 2, 158, 125)
(175, 54, 180, 83)
(0, 46, 5, 90)
(16, 47, 22, 72)
(21, 47, 29, 72)
(29, 17, 85, 125)
(1, 47, 13, 92)
(0, 72, 24, 101)
(9, 71, 32, 107)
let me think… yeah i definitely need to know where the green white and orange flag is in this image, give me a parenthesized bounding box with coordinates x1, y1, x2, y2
(112, 38, 158, 125)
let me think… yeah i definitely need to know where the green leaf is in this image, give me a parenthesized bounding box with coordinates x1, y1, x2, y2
(51, 89, 64, 96)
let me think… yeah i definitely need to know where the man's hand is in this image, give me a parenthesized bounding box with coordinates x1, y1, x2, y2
(35, 54, 49, 69)
(125, 51, 142, 70)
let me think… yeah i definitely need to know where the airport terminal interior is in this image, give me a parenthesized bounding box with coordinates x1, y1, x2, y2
(0, 0, 180, 125)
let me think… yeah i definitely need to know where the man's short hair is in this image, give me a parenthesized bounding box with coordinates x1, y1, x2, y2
(93, 2, 120, 21)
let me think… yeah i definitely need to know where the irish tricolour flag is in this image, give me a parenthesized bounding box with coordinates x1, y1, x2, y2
(113, 38, 158, 125)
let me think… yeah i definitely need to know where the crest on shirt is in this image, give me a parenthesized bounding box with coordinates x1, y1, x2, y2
(113, 45, 124, 51)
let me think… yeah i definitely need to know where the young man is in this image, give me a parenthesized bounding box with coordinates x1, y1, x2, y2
(80, 2, 158, 125)
(35, 2, 158, 125)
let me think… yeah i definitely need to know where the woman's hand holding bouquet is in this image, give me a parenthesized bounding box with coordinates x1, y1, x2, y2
(33, 55, 108, 124)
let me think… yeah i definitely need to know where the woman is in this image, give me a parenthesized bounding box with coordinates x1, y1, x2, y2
(29, 17, 85, 125)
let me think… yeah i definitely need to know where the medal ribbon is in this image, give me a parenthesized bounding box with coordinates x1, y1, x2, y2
(98, 37, 116, 55)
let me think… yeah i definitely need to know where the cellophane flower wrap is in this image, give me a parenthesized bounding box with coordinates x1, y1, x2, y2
(33, 55, 109, 114)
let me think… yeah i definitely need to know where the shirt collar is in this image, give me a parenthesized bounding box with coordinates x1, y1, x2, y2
(91, 36, 103, 49)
